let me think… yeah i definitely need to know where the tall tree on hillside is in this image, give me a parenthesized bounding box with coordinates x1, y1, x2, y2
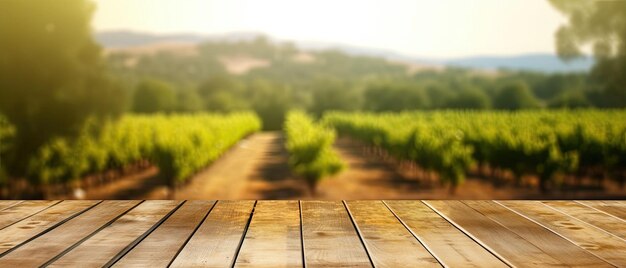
(445, 87, 491, 110)
(310, 78, 362, 116)
(364, 83, 430, 111)
(494, 81, 540, 110)
(249, 79, 292, 130)
(549, 0, 626, 107)
(132, 79, 177, 114)
(0, 0, 124, 176)
(197, 75, 248, 112)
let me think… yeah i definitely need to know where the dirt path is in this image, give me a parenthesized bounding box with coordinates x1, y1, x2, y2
(173, 132, 309, 199)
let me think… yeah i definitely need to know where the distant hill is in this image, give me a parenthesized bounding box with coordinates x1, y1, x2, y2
(95, 30, 263, 48)
(95, 31, 593, 73)
(444, 54, 593, 73)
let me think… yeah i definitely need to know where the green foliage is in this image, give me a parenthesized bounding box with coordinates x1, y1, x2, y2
(549, 0, 626, 107)
(494, 81, 541, 110)
(198, 75, 249, 112)
(325, 110, 626, 192)
(445, 87, 491, 109)
(324, 112, 474, 191)
(27, 113, 261, 185)
(132, 79, 177, 113)
(106, 34, 618, 119)
(175, 88, 204, 113)
(310, 79, 362, 117)
(284, 111, 345, 191)
(0, 0, 125, 176)
(407, 124, 474, 188)
(249, 79, 292, 130)
(548, 91, 591, 108)
(0, 116, 16, 185)
(364, 82, 430, 111)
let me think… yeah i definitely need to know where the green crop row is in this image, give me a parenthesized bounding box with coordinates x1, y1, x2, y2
(284, 111, 344, 193)
(324, 110, 626, 192)
(26, 112, 261, 185)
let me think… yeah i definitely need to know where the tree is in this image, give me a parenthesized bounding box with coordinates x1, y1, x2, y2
(494, 81, 541, 110)
(549, 0, 626, 107)
(0, 0, 124, 176)
(364, 83, 430, 112)
(445, 87, 491, 110)
(132, 79, 177, 113)
(197, 75, 248, 112)
(425, 84, 454, 109)
(310, 78, 361, 116)
(548, 91, 591, 108)
(249, 79, 291, 130)
(176, 88, 204, 113)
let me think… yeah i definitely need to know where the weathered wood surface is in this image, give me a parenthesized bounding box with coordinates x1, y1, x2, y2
(345, 200, 440, 267)
(385, 200, 506, 267)
(113, 200, 216, 267)
(235, 201, 302, 268)
(0, 200, 623, 268)
(301, 201, 371, 268)
(169, 200, 255, 268)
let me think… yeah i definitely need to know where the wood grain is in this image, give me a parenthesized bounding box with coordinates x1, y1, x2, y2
(235, 201, 302, 268)
(425, 200, 565, 267)
(170, 200, 255, 268)
(345, 200, 440, 267)
(301, 201, 371, 268)
(0, 201, 22, 212)
(49, 200, 181, 268)
(0, 200, 98, 254)
(578, 201, 626, 220)
(0, 200, 621, 267)
(464, 200, 610, 268)
(0, 200, 60, 230)
(499, 200, 626, 267)
(385, 200, 505, 268)
(0, 200, 140, 268)
(113, 200, 216, 268)
(544, 201, 626, 239)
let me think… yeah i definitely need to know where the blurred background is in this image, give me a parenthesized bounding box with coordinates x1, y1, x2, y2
(0, 0, 625, 200)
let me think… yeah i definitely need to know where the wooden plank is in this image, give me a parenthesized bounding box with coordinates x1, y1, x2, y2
(235, 201, 302, 268)
(578, 201, 626, 220)
(301, 201, 371, 268)
(0, 200, 99, 254)
(0, 200, 60, 230)
(544, 201, 626, 240)
(499, 201, 626, 267)
(48, 200, 181, 267)
(170, 200, 255, 268)
(345, 200, 440, 267)
(385, 200, 505, 268)
(0, 200, 140, 267)
(424, 200, 565, 267)
(464, 200, 610, 268)
(0, 201, 22, 211)
(113, 200, 216, 268)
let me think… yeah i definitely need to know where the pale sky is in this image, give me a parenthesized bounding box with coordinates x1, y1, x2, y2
(92, 0, 567, 59)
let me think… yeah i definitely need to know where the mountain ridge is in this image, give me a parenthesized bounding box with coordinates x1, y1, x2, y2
(95, 30, 593, 73)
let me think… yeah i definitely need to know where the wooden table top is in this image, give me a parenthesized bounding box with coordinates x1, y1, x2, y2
(0, 200, 624, 267)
